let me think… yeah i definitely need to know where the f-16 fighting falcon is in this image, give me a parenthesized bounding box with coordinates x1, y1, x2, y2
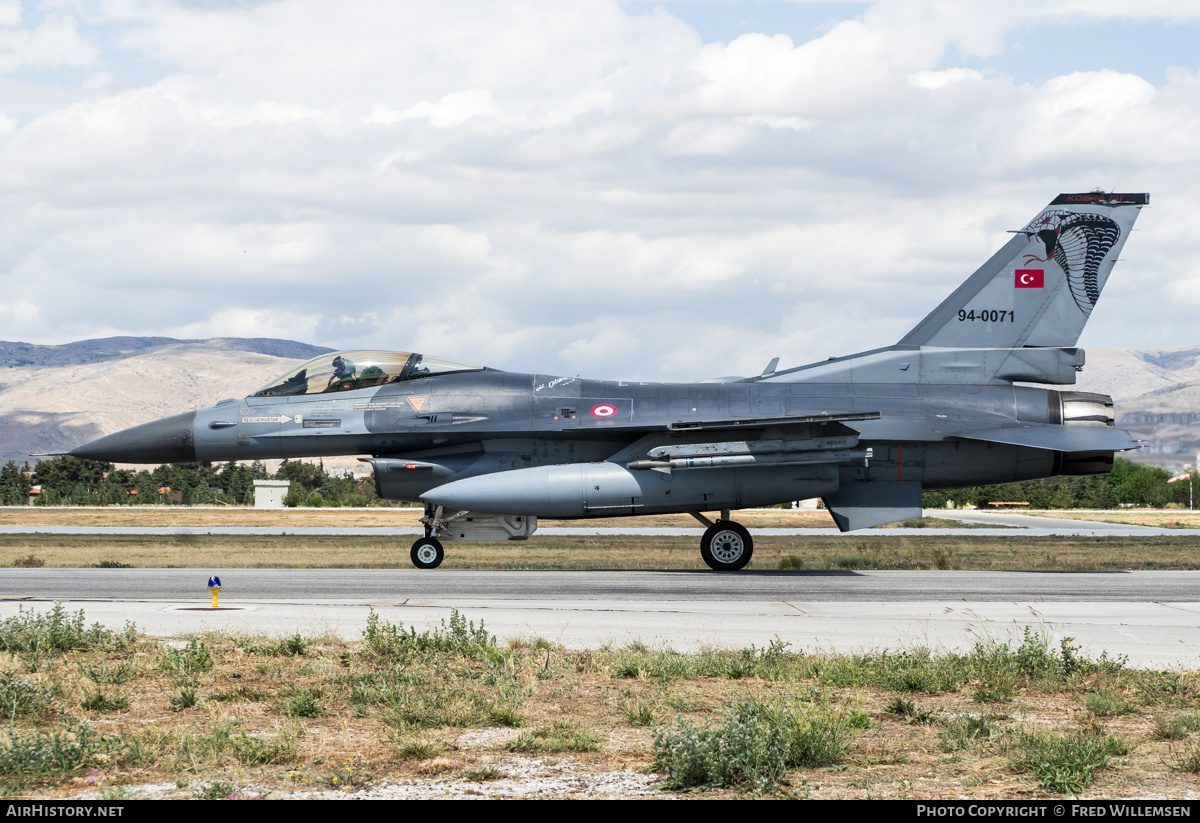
(69, 192, 1147, 570)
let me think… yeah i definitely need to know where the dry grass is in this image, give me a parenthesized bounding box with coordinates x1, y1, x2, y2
(0, 506, 839, 530)
(3, 533, 1200, 571)
(1, 609, 1197, 800)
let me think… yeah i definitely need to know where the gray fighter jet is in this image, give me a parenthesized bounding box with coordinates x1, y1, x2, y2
(69, 192, 1148, 570)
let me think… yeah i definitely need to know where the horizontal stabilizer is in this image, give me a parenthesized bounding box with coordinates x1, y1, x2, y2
(951, 426, 1139, 452)
(822, 480, 922, 532)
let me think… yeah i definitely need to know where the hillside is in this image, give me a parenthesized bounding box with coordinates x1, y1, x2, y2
(1077, 346, 1200, 471)
(0, 337, 330, 465)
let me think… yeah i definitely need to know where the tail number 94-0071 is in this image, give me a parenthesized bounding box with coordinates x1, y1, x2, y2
(958, 309, 1014, 322)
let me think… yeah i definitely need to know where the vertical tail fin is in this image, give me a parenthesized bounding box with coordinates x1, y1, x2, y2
(899, 192, 1147, 349)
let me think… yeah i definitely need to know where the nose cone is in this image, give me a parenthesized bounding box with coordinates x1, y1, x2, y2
(69, 410, 198, 463)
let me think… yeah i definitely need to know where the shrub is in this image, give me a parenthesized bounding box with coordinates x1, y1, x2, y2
(231, 733, 296, 765)
(504, 723, 602, 753)
(0, 723, 105, 783)
(162, 639, 211, 674)
(1152, 714, 1200, 741)
(80, 692, 129, 712)
(1168, 740, 1200, 773)
(193, 781, 241, 800)
(1009, 730, 1128, 794)
(168, 689, 199, 712)
(286, 689, 324, 718)
(1082, 690, 1136, 717)
(362, 609, 494, 662)
(653, 699, 848, 791)
(940, 714, 1001, 752)
(0, 604, 114, 655)
(0, 673, 52, 719)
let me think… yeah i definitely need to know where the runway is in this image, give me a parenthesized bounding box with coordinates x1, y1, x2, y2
(2, 569, 1197, 670)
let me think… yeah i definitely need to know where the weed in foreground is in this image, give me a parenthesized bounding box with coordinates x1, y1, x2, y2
(193, 780, 241, 800)
(846, 710, 874, 730)
(0, 604, 119, 656)
(0, 722, 107, 788)
(652, 698, 848, 791)
(939, 714, 1002, 752)
(0, 673, 52, 720)
(161, 639, 212, 675)
(317, 757, 374, 791)
(80, 691, 129, 713)
(396, 740, 446, 761)
(82, 662, 135, 685)
(168, 689, 199, 712)
(1082, 690, 1137, 717)
(362, 609, 494, 662)
(1009, 729, 1129, 794)
(208, 685, 268, 704)
(1152, 714, 1200, 741)
(231, 732, 297, 765)
(504, 722, 602, 754)
(285, 689, 325, 718)
(1168, 739, 1200, 773)
(620, 693, 658, 727)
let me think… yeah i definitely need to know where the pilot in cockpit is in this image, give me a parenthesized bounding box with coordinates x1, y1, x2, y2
(327, 355, 357, 390)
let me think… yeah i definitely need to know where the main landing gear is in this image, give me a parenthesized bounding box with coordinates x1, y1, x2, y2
(690, 511, 754, 571)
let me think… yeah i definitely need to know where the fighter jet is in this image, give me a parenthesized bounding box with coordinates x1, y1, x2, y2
(69, 192, 1147, 570)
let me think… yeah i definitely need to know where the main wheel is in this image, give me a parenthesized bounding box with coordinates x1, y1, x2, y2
(410, 537, 445, 569)
(700, 521, 753, 571)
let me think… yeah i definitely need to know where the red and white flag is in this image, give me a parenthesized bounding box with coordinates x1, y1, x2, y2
(1015, 269, 1045, 288)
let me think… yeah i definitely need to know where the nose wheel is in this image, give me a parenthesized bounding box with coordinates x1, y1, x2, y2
(410, 537, 445, 569)
(700, 520, 753, 571)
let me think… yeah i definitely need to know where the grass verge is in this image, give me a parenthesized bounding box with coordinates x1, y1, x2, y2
(0, 606, 1192, 798)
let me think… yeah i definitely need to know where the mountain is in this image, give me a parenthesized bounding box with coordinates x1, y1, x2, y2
(1075, 347, 1200, 471)
(0, 337, 329, 369)
(0, 337, 331, 465)
(0, 338, 1197, 472)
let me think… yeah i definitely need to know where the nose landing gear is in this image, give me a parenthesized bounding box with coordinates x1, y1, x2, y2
(410, 536, 445, 569)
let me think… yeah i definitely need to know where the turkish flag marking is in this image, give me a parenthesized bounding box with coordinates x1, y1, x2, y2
(1015, 269, 1044, 288)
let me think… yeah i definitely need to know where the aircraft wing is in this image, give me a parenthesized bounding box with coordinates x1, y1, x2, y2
(950, 426, 1140, 452)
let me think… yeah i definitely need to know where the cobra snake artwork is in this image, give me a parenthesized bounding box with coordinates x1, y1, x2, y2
(1022, 210, 1121, 317)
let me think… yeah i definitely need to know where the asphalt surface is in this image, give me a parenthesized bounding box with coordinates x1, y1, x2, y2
(2, 511, 1197, 667)
(1, 569, 1197, 669)
(2, 568, 1199, 602)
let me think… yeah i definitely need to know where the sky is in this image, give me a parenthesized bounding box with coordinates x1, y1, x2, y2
(1, 0, 1198, 382)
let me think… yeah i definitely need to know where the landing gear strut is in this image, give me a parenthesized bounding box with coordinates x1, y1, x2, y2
(691, 511, 754, 571)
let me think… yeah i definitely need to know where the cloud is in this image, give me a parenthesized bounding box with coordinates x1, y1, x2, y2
(0, 0, 1195, 381)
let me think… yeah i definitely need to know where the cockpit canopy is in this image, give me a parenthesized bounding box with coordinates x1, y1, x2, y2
(253, 350, 483, 397)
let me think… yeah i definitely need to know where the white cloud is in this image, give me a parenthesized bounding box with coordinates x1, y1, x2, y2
(0, 0, 1195, 381)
